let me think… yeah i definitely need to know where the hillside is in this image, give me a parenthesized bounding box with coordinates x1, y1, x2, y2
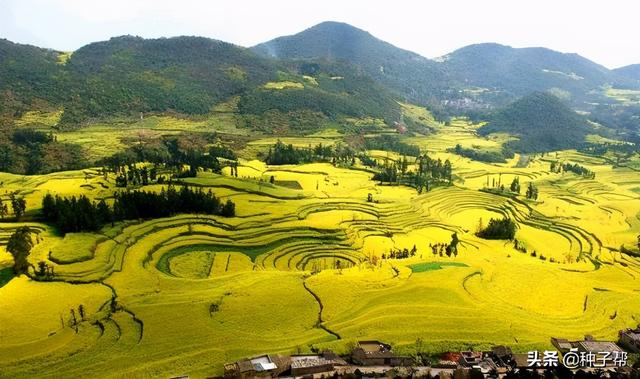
(0, 35, 403, 131)
(253, 24, 640, 118)
(478, 92, 594, 152)
(0, 39, 65, 121)
(439, 43, 626, 106)
(613, 64, 640, 81)
(60, 36, 281, 125)
(252, 21, 449, 103)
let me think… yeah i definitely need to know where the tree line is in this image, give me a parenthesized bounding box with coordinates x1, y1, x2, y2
(42, 186, 235, 234)
(0, 128, 85, 175)
(0, 193, 27, 220)
(102, 133, 237, 180)
(449, 143, 514, 163)
(264, 140, 356, 165)
(550, 161, 595, 178)
(372, 154, 452, 193)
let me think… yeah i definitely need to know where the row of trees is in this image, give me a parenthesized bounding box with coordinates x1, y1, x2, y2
(550, 161, 595, 178)
(0, 193, 27, 220)
(102, 133, 237, 180)
(264, 140, 356, 166)
(42, 186, 235, 233)
(372, 154, 453, 193)
(450, 143, 511, 163)
(484, 175, 539, 200)
(0, 128, 85, 175)
(364, 135, 421, 157)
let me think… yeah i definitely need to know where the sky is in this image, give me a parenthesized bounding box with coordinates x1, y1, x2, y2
(1, 0, 638, 69)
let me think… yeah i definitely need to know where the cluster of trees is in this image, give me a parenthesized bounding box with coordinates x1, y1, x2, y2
(550, 161, 595, 178)
(42, 186, 235, 233)
(264, 140, 356, 166)
(364, 135, 420, 157)
(103, 134, 237, 180)
(510, 177, 521, 193)
(382, 245, 417, 260)
(485, 175, 537, 200)
(476, 218, 517, 240)
(449, 144, 513, 163)
(0, 128, 85, 174)
(6, 226, 33, 275)
(373, 154, 452, 193)
(0, 194, 27, 220)
(430, 233, 460, 257)
(525, 182, 539, 200)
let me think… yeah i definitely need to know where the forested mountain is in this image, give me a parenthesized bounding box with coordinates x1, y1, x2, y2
(613, 64, 640, 81)
(252, 21, 449, 104)
(60, 36, 281, 125)
(0, 35, 401, 129)
(1, 22, 639, 137)
(0, 39, 65, 122)
(253, 23, 640, 116)
(478, 92, 594, 152)
(439, 43, 629, 105)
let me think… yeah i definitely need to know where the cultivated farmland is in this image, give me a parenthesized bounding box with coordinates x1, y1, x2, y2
(1, 118, 639, 378)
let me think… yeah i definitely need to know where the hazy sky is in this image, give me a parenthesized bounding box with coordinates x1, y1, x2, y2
(1, 0, 638, 69)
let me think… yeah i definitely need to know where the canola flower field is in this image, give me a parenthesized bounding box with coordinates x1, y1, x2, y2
(1, 118, 639, 378)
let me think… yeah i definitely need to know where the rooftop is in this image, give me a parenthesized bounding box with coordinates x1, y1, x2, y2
(357, 340, 392, 354)
(576, 341, 623, 353)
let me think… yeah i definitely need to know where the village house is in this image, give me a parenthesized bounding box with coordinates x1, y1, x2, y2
(289, 350, 347, 377)
(551, 336, 625, 368)
(350, 340, 413, 366)
(458, 351, 483, 367)
(224, 354, 290, 379)
(619, 326, 640, 353)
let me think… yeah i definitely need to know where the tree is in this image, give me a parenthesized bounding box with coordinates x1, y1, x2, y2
(221, 199, 236, 217)
(510, 177, 521, 193)
(0, 198, 8, 219)
(447, 232, 460, 255)
(10, 193, 26, 220)
(7, 226, 33, 275)
(525, 182, 538, 200)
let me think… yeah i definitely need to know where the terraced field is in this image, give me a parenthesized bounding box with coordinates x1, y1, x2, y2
(1, 123, 640, 378)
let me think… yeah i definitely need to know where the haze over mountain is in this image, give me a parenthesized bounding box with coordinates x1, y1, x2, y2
(614, 64, 640, 82)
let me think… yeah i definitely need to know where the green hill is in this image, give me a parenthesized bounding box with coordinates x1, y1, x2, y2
(252, 21, 449, 104)
(613, 64, 640, 81)
(60, 35, 280, 125)
(0, 35, 402, 131)
(440, 43, 625, 105)
(478, 92, 594, 152)
(0, 39, 65, 121)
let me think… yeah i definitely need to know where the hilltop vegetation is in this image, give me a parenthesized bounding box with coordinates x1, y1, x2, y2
(479, 92, 593, 152)
(252, 21, 448, 105)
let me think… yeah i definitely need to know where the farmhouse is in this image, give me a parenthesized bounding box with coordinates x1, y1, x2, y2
(551, 336, 625, 367)
(619, 326, 640, 353)
(458, 351, 483, 367)
(289, 351, 347, 377)
(224, 354, 289, 378)
(350, 340, 413, 366)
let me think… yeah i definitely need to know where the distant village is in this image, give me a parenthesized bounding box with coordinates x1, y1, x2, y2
(215, 326, 640, 379)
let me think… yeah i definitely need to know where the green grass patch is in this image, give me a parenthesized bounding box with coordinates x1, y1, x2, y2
(408, 261, 469, 273)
